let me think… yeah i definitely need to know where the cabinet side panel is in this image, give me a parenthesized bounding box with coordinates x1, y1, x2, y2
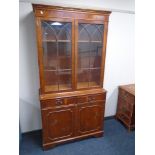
(100, 21, 109, 87)
(34, 17, 45, 93)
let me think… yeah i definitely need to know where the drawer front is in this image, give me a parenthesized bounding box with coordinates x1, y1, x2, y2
(119, 89, 135, 104)
(77, 93, 106, 103)
(122, 108, 132, 118)
(118, 97, 134, 113)
(117, 113, 131, 126)
(41, 97, 76, 109)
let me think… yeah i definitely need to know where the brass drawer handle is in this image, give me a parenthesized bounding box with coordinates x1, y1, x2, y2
(56, 99, 63, 105)
(88, 96, 95, 102)
(124, 94, 128, 99)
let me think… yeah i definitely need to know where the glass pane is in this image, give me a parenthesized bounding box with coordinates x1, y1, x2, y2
(43, 42, 57, 70)
(77, 23, 103, 88)
(59, 70, 72, 90)
(78, 24, 103, 41)
(58, 42, 71, 70)
(77, 69, 89, 89)
(89, 69, 100, 87)
(44, 71, 58, 91)
(42, 21, 71, 41)
(90, 43, 102, 68)
(41, 21, 72, 92)
(78, 42, 89, 69)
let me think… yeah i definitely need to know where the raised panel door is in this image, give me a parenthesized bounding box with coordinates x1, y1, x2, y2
(42, 105, 75, 143)
(77, 101, 104, 135)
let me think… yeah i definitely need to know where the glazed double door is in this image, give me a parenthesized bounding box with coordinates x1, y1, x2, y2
(42, 101, 104, 143)
(39, 18, 105, 93)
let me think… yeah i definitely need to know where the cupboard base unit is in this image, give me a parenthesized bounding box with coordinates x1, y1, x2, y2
(116, 84, 135, 131)
(40, 89, 106, 149)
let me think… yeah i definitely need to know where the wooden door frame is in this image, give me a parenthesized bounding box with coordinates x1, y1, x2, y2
(74, 19, 106, 90)
(100, 21, 109, 87)
(35, 17, 75, 94)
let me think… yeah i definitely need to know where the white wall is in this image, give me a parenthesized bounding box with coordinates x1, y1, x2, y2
(20, 0, 135, 13)
(104, 13, 134, 116)
(19, 3, 41, 132)
(19, 1, 134, 133)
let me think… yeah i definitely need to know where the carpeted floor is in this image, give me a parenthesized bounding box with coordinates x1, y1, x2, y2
(20, 119, 135, 155)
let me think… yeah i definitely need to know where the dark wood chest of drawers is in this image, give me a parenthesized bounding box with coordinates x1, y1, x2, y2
(116, 84, 135, 131)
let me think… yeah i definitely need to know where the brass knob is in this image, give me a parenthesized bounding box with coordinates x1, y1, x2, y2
(56, 99, 63, 105)
(88, 96, 95, 102)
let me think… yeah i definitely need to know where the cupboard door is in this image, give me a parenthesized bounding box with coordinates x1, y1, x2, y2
(41, 19, 74, 92)
(42, 105, 75, 143)
(76, 20, 104, 89)
(77, 101, 104, 135)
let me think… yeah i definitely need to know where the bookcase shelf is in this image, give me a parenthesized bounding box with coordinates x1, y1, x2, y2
(43, 40, 71, 42)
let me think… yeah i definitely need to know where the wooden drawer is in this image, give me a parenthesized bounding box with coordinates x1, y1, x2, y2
(121, 107, 132, 118)
(41, 97, 76, 109)
(77, 93, 105, 103)
(117, 113, 131, 126)
(119, 89, 135, 104)
(118, 97, 134, 113)
(125, 101, 134, 112)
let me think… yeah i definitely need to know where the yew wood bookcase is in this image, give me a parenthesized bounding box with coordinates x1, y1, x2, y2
(33, 4, 111, 149)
